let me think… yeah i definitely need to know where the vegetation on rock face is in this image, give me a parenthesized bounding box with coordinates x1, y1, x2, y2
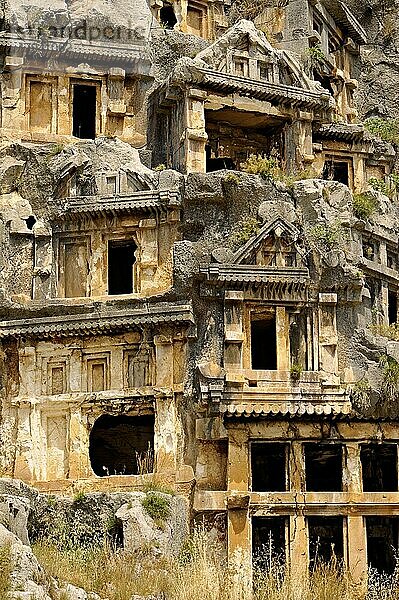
(350, 379, 372, 411)
(306, 221, 347, 254)
(352, 192, 378, 220)
(306, 45, 326, 66)
(241, 154, 280, 179)
(370, 323, 399, 340)
(240, 153, 317, 187)
(230, 216, 260, 250)
(141, 491, 171, 526)
(379, 354, 399, 404)
(364, 117, 399, 145)
(0, 544, 11, 597)
(368, 174, 399, 199)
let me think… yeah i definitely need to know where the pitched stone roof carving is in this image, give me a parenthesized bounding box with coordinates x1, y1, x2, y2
(51, 190, 181, 218)
(0, 302, 194, 339)
(195, 20, 327, 93)
(320, 0, 367, 45)
(232, 217, 302, 265)
(169, 20, 333, 110)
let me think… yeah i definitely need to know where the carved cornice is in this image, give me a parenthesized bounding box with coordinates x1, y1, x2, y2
(199, 264, 310, 300)
(179, 67, 332, 110)
(51, 190, 181, 218)
(0, 34, 151, 73)
(320, 0, 367, 45)
(313, 123, 365, 142)
(0, 302, 194, 339)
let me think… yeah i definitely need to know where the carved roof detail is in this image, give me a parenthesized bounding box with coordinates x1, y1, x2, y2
(0, 302, 194, 339)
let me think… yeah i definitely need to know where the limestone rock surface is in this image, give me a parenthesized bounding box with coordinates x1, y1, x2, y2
(116, 492, 189, 557)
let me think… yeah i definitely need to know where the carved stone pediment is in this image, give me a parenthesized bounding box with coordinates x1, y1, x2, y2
(195, 20, 321, 92)
(233, 217, 306, 270)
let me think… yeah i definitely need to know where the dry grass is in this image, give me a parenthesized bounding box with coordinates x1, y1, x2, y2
(32, 531, 399, 600)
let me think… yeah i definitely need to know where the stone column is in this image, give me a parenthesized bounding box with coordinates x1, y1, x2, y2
(289, 515, 308, 581)
(228, 427, 249, 492)
(347, 516, 367, 588)
(14, 406, 34, 482)
(344, 442, 362, 493)
(381, 283, 389, 325)
(185, 89, 208, 173)
(57, 75, 71, 136)
(224, 291, 244, 372)
(379, 240, 387, 267)
(154, 335, 174, 388)
(227, 427, 251, 598)
(344, 443, 367, 587)
(69, 409, 91, 480)
(276, 306, 290, 371)
(352, 155, 366, 193)
(138, 218, 158, 294)
(90, 229, 106, 296)
(290, 441, 305, 492)
(154, 395, 179, 472)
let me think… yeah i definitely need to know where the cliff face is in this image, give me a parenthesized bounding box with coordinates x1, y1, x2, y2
(345, 0, 399, 118)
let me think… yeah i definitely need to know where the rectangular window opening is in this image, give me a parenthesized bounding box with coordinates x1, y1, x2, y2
(108, 240, 137, 295)
(251, 443, 288, 492)
(361, 443, 398, 492)
(308, 516, 344, 568)
(366, 517, 399, 574)
(251, 314, 277, 370)
(304, 443, 342, 491)
(388, 290, 397, 324)
(252, 517, 287, 571)
(73, 84, 97, 139)
(322, 160, 349, 186)
(362, 240, 375, 261)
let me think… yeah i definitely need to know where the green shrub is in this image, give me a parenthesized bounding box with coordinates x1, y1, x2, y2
(364, 117, 399, 144)
(241, 154, 280, 180)
(352, 192, 377, 220)
(368, 175, 399, 199)
(230, 217, 260, 250)
(379, 354, 399, 403)
(223, 173, 240, 185)
(73, 490, 86, 504)
(350, 378, 372, 410)
(290, 363, 303, 380)
(141, 492, 170, 527)
(370, 323, 399, 340)
(142, 481, 175, 496)
(307, 221, 347, 254)
(307, 45, 326, 64)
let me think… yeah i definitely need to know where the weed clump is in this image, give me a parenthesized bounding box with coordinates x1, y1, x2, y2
(241, 154, 280, 179)
(364, 117, 399, 145)
(230, 216, 260, 250)
(368, 175, 399, 199)
(352, 192, 378, 220)
(141, 491, 171, 527)
(307, 221, 347, 254)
